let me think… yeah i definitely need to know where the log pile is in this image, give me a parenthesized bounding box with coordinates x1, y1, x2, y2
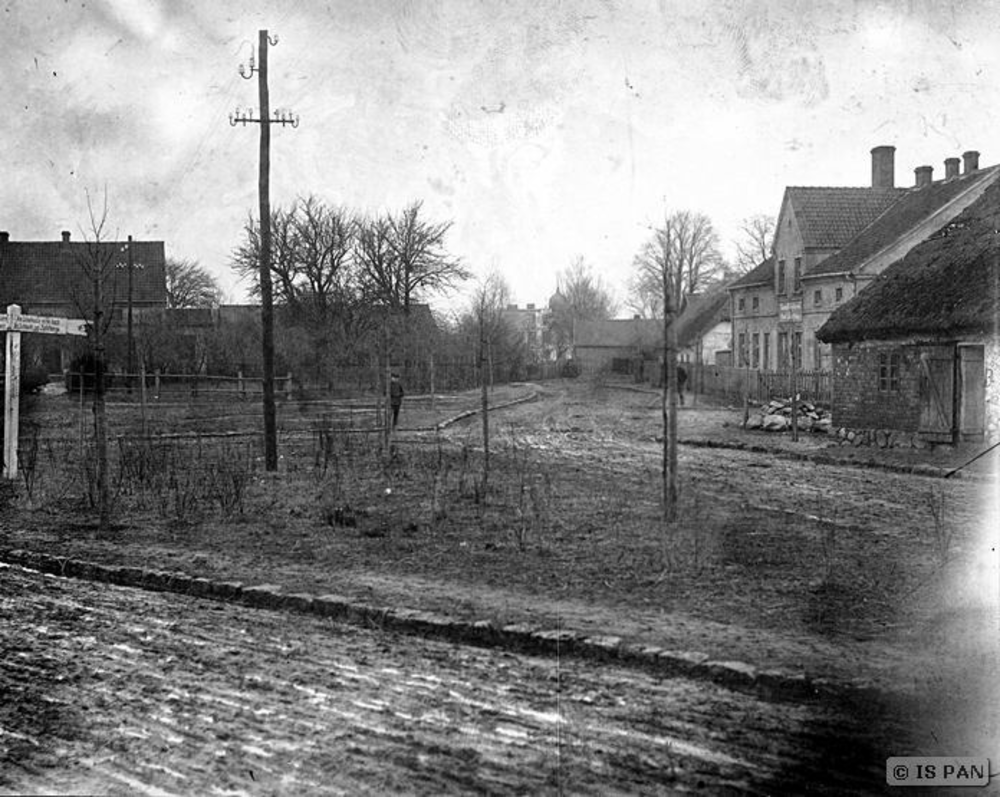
(743, 398, 833, 433)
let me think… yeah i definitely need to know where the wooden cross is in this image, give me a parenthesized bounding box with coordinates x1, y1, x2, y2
(0, 304, 88, 479)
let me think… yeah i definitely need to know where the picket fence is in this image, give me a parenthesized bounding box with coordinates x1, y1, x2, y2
(684, 363, 832, 407)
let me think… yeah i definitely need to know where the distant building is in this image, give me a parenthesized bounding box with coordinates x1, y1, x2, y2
(500, 303, 548, 361)
(729, 146, 999, 372)
(0, 229, 167, 370)
(676, 288, 732, 365)
(573, 317, 660, 375)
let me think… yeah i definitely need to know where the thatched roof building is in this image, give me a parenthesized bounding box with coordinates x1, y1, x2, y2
(817, 179, 1000, 344)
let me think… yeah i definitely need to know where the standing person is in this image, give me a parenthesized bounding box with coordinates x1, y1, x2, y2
(677, 363, 688, 406)
(389, 372, 404, 428)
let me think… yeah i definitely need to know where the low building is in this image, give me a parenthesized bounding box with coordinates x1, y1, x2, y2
(677, 288, 732, 366)
(817, 178, 1000, 445)
(573, 317, 661, 375)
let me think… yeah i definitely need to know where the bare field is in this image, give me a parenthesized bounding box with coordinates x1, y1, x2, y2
(3, 378, 996, 692)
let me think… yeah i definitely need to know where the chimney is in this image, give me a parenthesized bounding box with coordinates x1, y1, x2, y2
(871, 145, 895, 188)
(944, 157, 960, 179)
(963, 150, 980, 174)
(914, 165, 933, 187)
(0, 232, 8, 243)
(61, 230, 71, 242)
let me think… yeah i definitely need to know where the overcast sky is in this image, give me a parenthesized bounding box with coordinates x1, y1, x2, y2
(5, 0, 1000, 314)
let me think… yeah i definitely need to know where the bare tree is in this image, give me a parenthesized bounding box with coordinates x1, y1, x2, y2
(357, 201, 470, 312)
(74, 189, 119, 529)
(469, 269, 511, 493)
(632, 209, 723, 525)
(232, 196, 361, 380)
(166, 258, 221, 308)
(732, 214, 775, 274)
(547, 256, 616, 359)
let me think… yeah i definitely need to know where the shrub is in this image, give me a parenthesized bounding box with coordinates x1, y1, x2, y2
(560, 359, 581, 379)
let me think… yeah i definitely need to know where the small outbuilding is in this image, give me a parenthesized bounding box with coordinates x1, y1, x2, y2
(817, 180, 1000, 445)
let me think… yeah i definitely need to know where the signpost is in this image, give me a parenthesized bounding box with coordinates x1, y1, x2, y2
(0, 304, 88, 479)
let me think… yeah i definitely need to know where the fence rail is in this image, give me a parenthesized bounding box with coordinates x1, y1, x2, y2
(686, 364, 832, 406)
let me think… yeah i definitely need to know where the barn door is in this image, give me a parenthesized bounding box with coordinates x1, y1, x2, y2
(918, 346, 956, 442)
(958, 344, 986, 440)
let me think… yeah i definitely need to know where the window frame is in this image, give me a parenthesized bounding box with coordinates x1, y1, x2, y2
(878, 351, 901, 392)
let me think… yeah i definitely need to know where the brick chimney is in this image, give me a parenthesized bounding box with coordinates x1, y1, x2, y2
(963, 150, 980, 174)
(61, 230, 71, 242)
(0, 232, 8, 243)
(914, 165, 933, 187)
(871, 145, 895, 188)
(944, 157, 960, 179)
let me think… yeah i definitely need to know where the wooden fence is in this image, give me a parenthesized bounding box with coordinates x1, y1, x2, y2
(684, 364, 832, 407)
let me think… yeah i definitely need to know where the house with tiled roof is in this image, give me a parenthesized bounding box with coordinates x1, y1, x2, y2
(817, 177, 1000, 445)
(0, 229, 167, 371)
(729, 145, 1000, 374)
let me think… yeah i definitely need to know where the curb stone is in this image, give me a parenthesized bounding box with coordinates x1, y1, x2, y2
(1, 547, 868, 704)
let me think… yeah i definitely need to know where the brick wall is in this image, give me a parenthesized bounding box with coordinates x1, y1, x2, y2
(830, 341, 923, 430)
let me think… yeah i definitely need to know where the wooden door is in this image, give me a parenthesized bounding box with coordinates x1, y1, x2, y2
(918, 346, 956, 442)
(958, 344, 986, 440)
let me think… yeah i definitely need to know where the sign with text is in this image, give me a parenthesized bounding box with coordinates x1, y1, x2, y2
(0, 312, 87, 337)
(2, 304, 89, 479)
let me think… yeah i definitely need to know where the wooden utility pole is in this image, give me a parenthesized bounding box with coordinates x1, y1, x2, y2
(662, 271, 678, 524)
(231, 29, 299, 471)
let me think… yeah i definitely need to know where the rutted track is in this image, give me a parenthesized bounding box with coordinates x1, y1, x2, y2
(1, 565, 902, 795)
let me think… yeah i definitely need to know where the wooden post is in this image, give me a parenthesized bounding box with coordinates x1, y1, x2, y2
(429, 350, 436, 413)
(238, 369, 245, 399)
(285, 371, 293, 400)
(154, 368, 161, 400)
(139, 360, 148, 439)
(0, 304, 87, 480)
(4, 307, 22, 479)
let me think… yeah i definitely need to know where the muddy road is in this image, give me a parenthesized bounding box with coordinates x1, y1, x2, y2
(1, 564, 907, 796)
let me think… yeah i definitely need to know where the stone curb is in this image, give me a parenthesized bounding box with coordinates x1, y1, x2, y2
(423, 391, 539, 432)
(0, 547, 880, 705)
(678, 437, 985, 481)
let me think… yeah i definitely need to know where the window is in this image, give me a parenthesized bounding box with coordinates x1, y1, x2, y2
(752, 333, 760, 369)
(835, 287, 843, 302)
(814, 337, 823, 370)
(738, 297, 745, 312)
(813, 289, 822, 307)
(777, 332, 789, 368)
(777, 260, 786, 295)
(879, 352, 901, 392)
(793, 257, 802, 293)
(763, 332, 771, 370)
(737, 333, 747, 367)
(792, 331, 802, 369)
(752, 296, 759, 312)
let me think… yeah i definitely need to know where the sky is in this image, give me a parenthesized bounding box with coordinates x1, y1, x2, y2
(4, 0, 1000, 315)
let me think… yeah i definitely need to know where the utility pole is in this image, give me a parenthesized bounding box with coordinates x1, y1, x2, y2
(231, 29, 299, 471)
(117, 235, 143, 392)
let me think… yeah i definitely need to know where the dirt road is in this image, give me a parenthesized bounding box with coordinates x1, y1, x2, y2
(2, 564, 905, 796)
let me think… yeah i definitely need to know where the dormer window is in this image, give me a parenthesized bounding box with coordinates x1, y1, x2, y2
(793, 257, 802, 293)
(777, 260, 786, 295)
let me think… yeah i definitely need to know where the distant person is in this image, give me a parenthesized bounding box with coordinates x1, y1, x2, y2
(389, 372, 404, 428)
(677, 364, 688, 406)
